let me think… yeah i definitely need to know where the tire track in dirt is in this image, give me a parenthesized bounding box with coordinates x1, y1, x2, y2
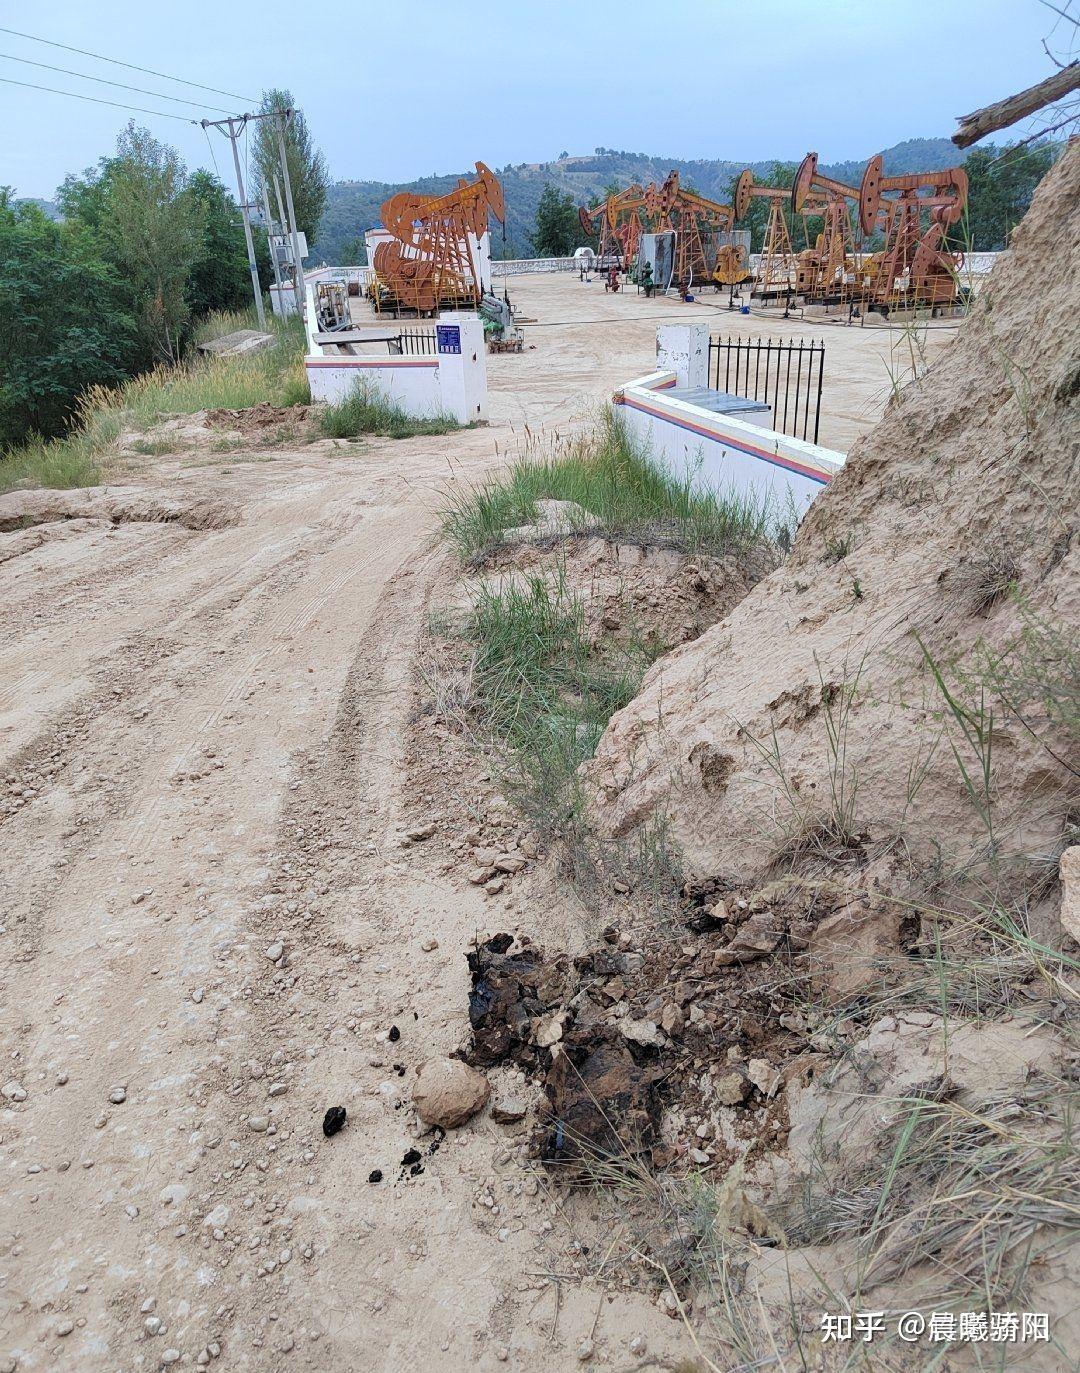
(0, 455, 462, 1372)
(156, 537, 547, 1369)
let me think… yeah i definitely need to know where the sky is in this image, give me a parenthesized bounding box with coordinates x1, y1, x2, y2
(0, 0, 1073, 200)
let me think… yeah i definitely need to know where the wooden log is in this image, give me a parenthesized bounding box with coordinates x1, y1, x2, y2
(953, 63, 1080, 147)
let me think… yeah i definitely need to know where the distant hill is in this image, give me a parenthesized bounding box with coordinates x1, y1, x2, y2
(312, 138, 965, 265)
(13, 197, 61, 220)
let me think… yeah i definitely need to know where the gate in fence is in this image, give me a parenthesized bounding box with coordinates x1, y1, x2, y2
(391, 327, 438, 355)
(708, 337, 825, 444)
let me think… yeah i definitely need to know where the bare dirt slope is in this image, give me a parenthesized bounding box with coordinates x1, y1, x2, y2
(585, 142, 1080, 890)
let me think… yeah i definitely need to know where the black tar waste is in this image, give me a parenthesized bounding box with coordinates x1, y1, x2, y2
(368, 1169, 383, 1184)
(322, 1106, 347, 1138)
(388, 1025, 401, 1043)
(464, 933, 663, 1168)
(397, 1130, 444, 1181)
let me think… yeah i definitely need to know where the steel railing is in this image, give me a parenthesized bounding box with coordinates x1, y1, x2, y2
(708, 336, 825, 445)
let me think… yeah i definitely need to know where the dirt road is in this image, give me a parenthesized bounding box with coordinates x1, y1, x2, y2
(0, 278, 946, 1371)
(0, 432, 688, 1371)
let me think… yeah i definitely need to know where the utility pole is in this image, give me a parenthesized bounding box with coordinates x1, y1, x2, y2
(275, 110, 307, 315)
(272, 173, 287, 246)
(261, 183, 284, 304)
(201, 116, 266, 329)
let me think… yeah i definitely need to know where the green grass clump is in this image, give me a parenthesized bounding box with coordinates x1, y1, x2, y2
(0, 429, 103, 492)
(441, 407, 779, 563)
(0, 400, 124, 494)
(468, 563, 661, 835)
(319, 381, 460, 440)
(0, 309, 309, 494)
(121, 314, 308, 424)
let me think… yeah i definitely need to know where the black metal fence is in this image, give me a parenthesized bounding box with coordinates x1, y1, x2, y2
(392, 327, 438, 355)
(708, 337, 825, 444)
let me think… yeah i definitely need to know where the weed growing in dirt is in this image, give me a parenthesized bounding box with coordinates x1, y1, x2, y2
(441, 408, 777, 564)
(128, 437, 190, 457)
(0, 310, 308, 493)
(969, 544, 1021, 612)
(740, 656, 867, 869)
(425, 560, 687, 906)
(560, 1113, 783, 1371)
(782, 1079, 1079, 1308)
(320, 380, 460, 440)
(971, 599, 1080, 776)
(0, 396, 124, 494)
(120, 315, 308, 423)
(469, 562, 659, 833)
(919, 637, 1000, 856)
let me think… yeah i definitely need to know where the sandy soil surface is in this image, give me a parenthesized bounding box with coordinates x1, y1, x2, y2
(0, 276, 952, 1372)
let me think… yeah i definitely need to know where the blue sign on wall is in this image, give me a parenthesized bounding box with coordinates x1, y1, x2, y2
(436, 325, 462, 354)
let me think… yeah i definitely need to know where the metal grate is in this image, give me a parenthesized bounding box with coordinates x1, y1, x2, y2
(708, 336, 825, 444)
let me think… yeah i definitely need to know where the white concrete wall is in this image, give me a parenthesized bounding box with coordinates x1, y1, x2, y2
(489, 250, 1004, 280)
(491, 257, 580, 276)
(656, 323, 709, 387)
(614, 370, 844, 524)
(304, 291, 487, 425)
(307, 356, 444, 414)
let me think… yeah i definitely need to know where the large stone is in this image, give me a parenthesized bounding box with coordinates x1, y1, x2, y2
(711, 914, 783, 965)
(808, 898, 899, 1002)
(412, 1059, 490, 1129)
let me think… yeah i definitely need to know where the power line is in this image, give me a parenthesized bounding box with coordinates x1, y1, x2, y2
(0, 51, 234, 114)
(0, 74, 197, 123)
(0, 25, 257, 104)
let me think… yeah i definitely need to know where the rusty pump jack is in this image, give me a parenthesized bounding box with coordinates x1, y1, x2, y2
(735, 168, 827, 304)
(371, 162, 506, 316)
(856, 156, 968, 314)
(789, 153, 864, 305)
(579, 185, 647, 270)
(644, 172, 743, 292)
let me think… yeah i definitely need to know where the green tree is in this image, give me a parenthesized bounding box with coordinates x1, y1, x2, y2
(60, 123, 204, 364)
(340, 234, 366, 266)
(531, 185, 580, 256)
(186, 170, 252, 317)
(961, 142, 1056, 251)
(251, 91, 329, 244)
(0, 191, 135, 448)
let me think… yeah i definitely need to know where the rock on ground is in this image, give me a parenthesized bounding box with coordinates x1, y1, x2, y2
(412, 1058, 491, 1128)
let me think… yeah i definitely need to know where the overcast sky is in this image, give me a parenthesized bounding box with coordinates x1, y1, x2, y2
(1, 0, 1072, 200)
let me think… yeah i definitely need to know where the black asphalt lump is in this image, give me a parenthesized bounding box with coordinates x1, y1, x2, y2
(322, 1106, 347, 1138)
